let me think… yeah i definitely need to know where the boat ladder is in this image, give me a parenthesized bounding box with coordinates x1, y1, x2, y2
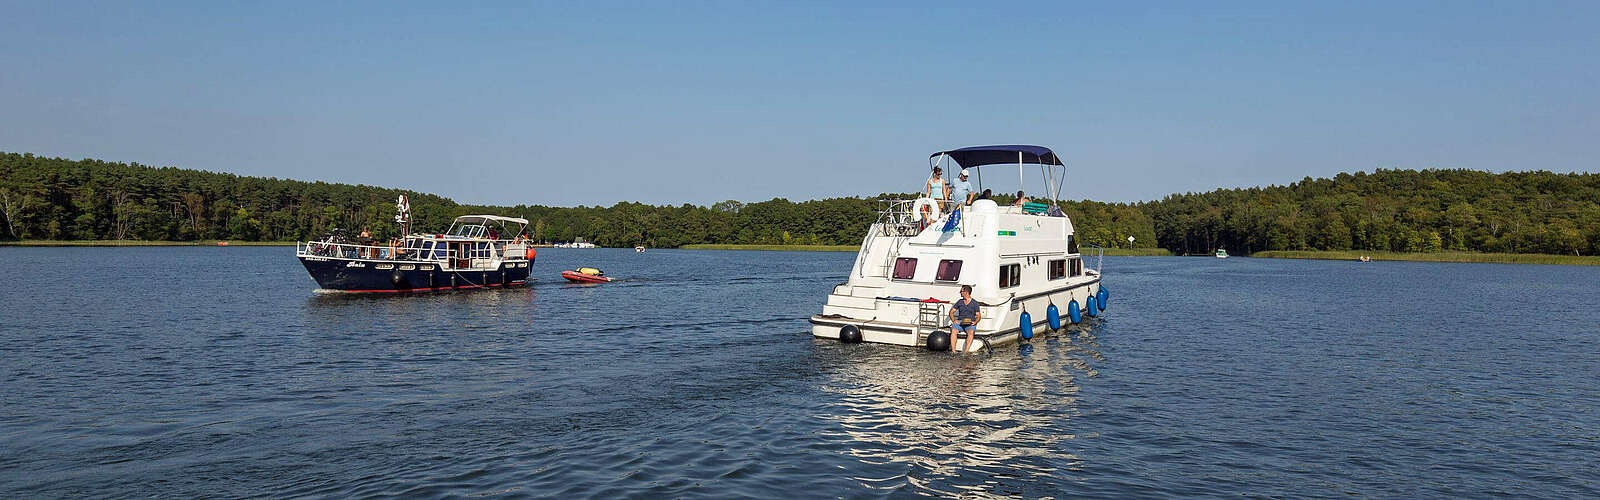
(916, 302, 944, 344)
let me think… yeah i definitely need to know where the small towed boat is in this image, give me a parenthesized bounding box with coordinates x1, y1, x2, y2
(561, 267, 613, 283)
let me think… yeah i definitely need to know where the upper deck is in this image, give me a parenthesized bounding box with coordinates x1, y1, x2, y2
(295, 215, 531, 270)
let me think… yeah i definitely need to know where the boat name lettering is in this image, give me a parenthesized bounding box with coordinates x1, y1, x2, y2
(346, 261, 365, 268)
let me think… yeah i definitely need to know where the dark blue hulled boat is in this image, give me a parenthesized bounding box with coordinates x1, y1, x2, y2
(296, 208, 536, 292)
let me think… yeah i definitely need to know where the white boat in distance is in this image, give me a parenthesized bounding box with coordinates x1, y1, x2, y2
(811, 145, 1108, 350)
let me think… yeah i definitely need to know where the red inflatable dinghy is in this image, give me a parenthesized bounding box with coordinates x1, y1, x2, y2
(561, 268, 613, 283)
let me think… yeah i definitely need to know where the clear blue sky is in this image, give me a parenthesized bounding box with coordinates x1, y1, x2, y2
(2, 1, 1596, 206)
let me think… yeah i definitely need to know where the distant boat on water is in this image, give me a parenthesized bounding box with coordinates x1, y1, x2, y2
(1215, 249, 1229, 259)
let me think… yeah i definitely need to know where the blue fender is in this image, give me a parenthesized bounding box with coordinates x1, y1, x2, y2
(1046, 304, 1062, 330)
(1085, 295, 1098, 317)
(1097, 287, 1109, 311)
(1019, 311, 1034, 340)
(1068, 300, 1082, 323)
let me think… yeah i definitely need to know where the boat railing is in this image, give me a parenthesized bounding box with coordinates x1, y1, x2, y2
(1085, 244, 1105, 274)
(297, 240, 457, 263)
(873, 199, 924, 237)
(872, 198, 969, 237)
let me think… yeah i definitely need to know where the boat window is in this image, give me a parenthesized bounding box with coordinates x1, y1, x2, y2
(935, 260, 962, 281)
(893, 258, 918, 280)
(1067, 236, 1079, 254)
(1070, 258, 1083, 277)
(1049, 259, 1066, 280)
(999, 263, 1021, 288)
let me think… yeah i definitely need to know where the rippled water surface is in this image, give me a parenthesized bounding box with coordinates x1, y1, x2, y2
(2, 247, 1597, 498)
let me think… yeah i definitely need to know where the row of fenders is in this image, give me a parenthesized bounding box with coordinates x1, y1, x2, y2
(920, 286, 1110, 351)
(1022, 285, 1109, 341)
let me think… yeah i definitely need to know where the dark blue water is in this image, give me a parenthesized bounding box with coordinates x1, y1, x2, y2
(2, 248, 1597, 498)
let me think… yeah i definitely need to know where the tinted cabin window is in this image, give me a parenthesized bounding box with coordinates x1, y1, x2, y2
(936, 260, 963, 281)
(1068, 236, 1079, 254)
(1049, 259, 1066, 280)
(893, 258, 918, 279)
(998, 263, 1021, 288)
(1070, 258, 1083, 277)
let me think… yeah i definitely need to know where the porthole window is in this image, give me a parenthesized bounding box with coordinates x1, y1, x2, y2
(893, 258, 918, 279)
(935, 260, 963, 281)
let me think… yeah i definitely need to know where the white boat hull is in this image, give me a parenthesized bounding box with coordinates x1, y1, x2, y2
(811, 198, 1108, 350)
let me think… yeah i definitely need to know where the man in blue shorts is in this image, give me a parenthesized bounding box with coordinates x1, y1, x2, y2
(948, 284, 982, 352)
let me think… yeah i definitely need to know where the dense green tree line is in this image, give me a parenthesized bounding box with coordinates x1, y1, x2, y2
(4, 152, 1595, 254)
(1143, 169, 1600, 255)
(0, 152, 885, 247)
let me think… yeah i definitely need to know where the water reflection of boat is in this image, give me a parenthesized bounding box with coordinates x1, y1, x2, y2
(816, 334, 1103, 494)
(811, 145, 1108, 350)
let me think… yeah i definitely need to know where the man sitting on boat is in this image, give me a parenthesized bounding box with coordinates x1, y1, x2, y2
(948, 285, 982, 353)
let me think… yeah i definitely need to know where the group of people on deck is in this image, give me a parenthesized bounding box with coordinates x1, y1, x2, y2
(923, 167, 1029, 212)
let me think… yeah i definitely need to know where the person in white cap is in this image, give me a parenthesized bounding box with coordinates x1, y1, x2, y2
(950, 168, 975, 207)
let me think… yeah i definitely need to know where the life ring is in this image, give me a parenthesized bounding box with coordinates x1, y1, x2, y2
(912, 197, 941, 223)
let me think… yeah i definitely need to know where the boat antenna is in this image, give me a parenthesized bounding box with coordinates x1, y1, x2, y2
(395, 194, 411, 236)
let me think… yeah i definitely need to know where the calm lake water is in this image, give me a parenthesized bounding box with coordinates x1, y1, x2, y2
(2, 247, 1597, 498)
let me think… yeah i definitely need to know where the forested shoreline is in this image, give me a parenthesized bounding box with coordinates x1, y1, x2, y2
(3, 152, 1596, 255)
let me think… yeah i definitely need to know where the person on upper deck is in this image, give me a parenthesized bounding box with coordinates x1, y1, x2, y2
(921, 167, 951, 225)
(357, 228, 375, 258)
(950, 168, 974, 206)
(1013, 191, 1029, 207)
(948, 284, 982, 353)
(925, 167, 950, 202)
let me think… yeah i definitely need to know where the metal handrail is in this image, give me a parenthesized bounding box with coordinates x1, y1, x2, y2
(297, 238, 530, 262)
(872, 198, 969, 237)
(296, 241, 449, 262)
(1084, 244, 1105, 273)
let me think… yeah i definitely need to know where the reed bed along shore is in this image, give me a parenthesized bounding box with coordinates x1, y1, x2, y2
(1252, 250, 1600, 266)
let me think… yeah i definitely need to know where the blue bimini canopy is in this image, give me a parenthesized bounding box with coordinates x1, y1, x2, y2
(931, 145, 1062, 168)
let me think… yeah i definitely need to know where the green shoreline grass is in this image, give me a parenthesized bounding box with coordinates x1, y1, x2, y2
(0, 240, 297, 247)
(679, 244, 1173, 256)
(679, 244, 860, 252)
(1100, 248, 1172, 256)
(1252, 250, 1600, 266)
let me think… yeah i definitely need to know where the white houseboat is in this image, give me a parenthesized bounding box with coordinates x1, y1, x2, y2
(810, 145, 1108, 350)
